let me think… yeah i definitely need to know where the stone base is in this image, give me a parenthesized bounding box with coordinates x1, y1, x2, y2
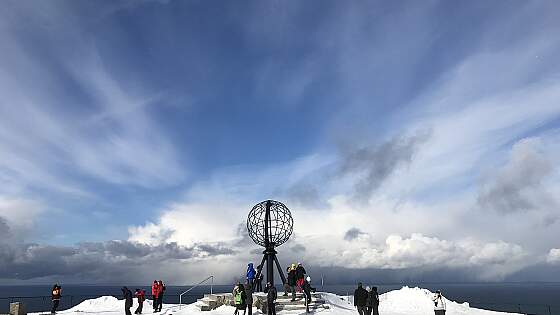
(10, 302, 26, 315)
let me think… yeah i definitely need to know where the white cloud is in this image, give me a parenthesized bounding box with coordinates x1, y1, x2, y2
(128, 201, 245, 246)
(547, 248, 560, 264)
(0, 196, 42, 237)
(127, 190, 531, 280)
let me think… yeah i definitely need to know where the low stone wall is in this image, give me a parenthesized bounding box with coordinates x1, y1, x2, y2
(199, 293, 269, 312)
(10, 303, 26, 315)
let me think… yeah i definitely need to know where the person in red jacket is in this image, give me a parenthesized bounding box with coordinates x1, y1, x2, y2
(151, 280, 160, 312)
(134, 289, 146, 314)
(156, 280, 165, 312)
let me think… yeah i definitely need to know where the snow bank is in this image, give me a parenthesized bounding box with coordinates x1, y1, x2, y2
(378, 287, 516, 315)
(33, 287, 520, 315)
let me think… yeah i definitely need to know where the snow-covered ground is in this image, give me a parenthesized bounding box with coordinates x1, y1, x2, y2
(33, 287, 520, 315)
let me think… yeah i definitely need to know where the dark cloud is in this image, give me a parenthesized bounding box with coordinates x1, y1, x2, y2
(235, 222, 254, 246)
(477, 139, 554, 214)
(0, 217, 10, 239)
(344, 228, 368, 241)
(284, 182, 324, 208)
(0, 240, 235, 281)
(290, 244, 306, 253)
(338, 132, 429, 201)
(284, 132, 430, 206)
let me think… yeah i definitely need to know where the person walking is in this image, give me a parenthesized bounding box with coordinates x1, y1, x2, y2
(366, 286, 379, 315)
(246, 263, 256, 288)
(151, 280, 159, 312)
(264, 282, 277, 315)
(232, 282, 247, 315)
(122, 287, 133, 315)
(244, 280, 253, 315)
(51, 284, 61, 314)
(302, 276, 314, 313)
(364, 287, 372, 315)
(354, 283, 368, 315)
(432, 290, 446, 315)
(156, 281, 165, 312)
(288, 264, 297, 302)
(295, 263, 306, 293)
(134, 289, 145, 314)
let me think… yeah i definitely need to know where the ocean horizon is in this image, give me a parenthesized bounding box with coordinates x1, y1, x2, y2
(2, 282, 559, 314)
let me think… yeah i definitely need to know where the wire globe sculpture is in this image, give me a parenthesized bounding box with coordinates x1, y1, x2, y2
(247, 200, 293, 248)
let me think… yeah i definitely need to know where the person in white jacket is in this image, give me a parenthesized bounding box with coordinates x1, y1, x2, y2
(432, 290, 446, 315)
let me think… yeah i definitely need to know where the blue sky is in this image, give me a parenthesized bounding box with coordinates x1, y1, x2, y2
(1, 1, 560, 283)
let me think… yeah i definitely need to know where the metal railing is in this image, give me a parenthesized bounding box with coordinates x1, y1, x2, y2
(179, 275, 214, 309)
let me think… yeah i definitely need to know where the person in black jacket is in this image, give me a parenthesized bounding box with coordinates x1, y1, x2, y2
(287, 264, 297, 301)
(264, 282, 277, 315)
(255, 267, 263, 293)
(51, 284, 61, 314)
(244, 281, 253, 315)
(354, 283, 368, 315)
(366, 286, 379, 315)
(122, 287, 133, 315)
(302, 276, 316, 313)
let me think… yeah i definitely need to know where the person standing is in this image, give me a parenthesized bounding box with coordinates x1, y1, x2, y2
(354, 283, 368, 315)
(283, 266, 291, 296)
(432, 290, 446, 315)
(156, 280, 165, 312)
(244, 281, 253, 315)
(51, 284, 61, 314)
(134, 289, 145, 314)
(246, 263, 256, 288)
(255, 269, 263, 293)
(288, 264, 297, 302)
(232, 282, 247, 315)
(151, 280, 159, 312)
(264, 282, 277, 315)
(295, 263, 306, 293)
(122, 287, 133, 315)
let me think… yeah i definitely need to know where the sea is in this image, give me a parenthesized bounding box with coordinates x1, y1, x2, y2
(1, 283, 559, 315)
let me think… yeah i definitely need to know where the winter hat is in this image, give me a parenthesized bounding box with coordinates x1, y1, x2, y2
(366, 286, 371, 291)
(306, 276, 311, 282)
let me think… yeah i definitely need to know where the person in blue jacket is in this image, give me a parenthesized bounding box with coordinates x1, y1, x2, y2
(246, 263, 256, 287)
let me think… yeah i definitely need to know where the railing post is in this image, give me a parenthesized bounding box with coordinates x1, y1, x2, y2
(517, 304, 521, 313)
(211, 276, 213, 295)
(548, 305, 552, 315)
(70, 296, 73, 308)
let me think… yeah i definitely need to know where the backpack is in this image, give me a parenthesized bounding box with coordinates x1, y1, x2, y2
(234, 291, 243, 305)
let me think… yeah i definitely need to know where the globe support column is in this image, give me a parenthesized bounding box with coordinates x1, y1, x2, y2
(265, 245, 276, 285)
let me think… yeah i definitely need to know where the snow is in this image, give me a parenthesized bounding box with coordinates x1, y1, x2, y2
(32, 287, 520, 315)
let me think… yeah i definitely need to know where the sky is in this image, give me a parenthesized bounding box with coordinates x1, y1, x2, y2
(1, 0, 560, 285)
